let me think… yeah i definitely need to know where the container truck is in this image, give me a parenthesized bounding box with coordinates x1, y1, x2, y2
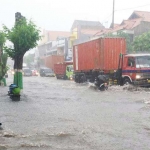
(54, 61, 73, 80)
(73, 37, 150, 87)
(45, 55, 64, 71)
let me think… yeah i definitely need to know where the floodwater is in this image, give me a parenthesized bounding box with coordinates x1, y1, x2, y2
(1, 74, 150, 150)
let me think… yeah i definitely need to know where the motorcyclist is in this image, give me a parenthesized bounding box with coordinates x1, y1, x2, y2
(95, 73, 108, 91)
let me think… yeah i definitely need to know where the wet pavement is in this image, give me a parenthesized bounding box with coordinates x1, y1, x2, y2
(0, 74, 150, 150)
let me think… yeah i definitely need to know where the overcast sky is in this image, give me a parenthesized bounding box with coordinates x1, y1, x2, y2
(0, 0, 150, 31)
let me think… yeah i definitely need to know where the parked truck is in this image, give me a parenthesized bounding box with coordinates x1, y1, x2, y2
(54, 61, 73, 80)
(73, 37, 150, 87)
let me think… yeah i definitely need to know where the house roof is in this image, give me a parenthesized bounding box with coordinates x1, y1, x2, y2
(93, 20, 139, 36)
(129, 11, 150, 22)
(93, 28, 113, 37)
(114, 24, 120, 28)
(94, 11, 150, 36)
(71, 20, 105, 30)
(75, 20, 102, 26)
(121, 18, 142, 28)
(112, 18, 142, 31)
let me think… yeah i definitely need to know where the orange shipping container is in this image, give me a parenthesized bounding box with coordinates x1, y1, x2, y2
(73, 37, 126, 72)
(45, 55, 64, 70)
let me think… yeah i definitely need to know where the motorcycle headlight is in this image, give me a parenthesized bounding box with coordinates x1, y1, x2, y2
(136, 74, 141, 79)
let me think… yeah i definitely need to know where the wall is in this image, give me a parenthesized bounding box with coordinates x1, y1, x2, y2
(134, 21, 150, 38)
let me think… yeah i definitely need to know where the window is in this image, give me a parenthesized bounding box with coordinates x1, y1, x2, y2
(135, 56, 150, 68)
(127, 57, 135, 67)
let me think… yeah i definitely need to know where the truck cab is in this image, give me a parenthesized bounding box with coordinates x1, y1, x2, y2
(54, 62, 74, 80)
(122, 54, 150, 86)
(66, 65, 74, 80)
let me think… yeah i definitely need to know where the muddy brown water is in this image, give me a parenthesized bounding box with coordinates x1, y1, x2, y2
(0, 74, 150, 150)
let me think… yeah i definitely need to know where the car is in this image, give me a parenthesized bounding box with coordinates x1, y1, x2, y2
(31, 69, 39, 76)
(40, 68, 55, 77)
(5, 72, 8, 78)
(23, 68, 32, 76)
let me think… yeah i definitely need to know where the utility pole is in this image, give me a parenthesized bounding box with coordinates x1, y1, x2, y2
(112, 0, 115, 29)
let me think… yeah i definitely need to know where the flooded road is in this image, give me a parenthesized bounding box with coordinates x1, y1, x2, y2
(1, 74, 150, 150)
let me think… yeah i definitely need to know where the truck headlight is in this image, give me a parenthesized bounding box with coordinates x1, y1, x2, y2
(70, 75, 73, 80)
(136, 75, 141, 79)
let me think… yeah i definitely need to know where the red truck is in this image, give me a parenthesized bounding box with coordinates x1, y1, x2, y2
(54, 61, 73, 80)
(73, 37, 150, 87)
(45, 55, 64, 70)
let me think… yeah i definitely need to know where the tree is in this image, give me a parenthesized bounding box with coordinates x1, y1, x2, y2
(133, 31, 150, 52)
(0, 31, 6, 64)
(0, 31, 8, 85)
(3, 13, 41, 89)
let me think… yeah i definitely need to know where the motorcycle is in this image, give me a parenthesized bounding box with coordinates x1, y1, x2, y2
(8, 84, 21, 99)
(94, 75, 108, 91)
(99, 82, 108, 91)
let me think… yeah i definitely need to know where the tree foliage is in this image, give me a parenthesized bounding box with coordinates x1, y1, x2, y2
(133, 31, 150, 52)
(0, 53, 8, 80)
(3, 18, 41, 61)
(0, 31, 8, 81)
(0, 31, 6, 48)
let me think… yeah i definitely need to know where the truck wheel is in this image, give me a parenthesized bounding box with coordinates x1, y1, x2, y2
(75, 75, 79, 83)
(123, 78, 131, 85)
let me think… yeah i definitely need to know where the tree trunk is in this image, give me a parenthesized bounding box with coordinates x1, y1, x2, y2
(13, 54, 24, 89)
(0, 46, 2, 63)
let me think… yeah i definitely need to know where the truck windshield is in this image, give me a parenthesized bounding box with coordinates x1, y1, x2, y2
(135, 56, 150, 68)
(70, 67, 74, 72)
(67, 65, 74, 72)
(69, 66, 74, 72)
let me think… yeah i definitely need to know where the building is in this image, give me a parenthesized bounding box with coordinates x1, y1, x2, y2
(57, 37, 73, 61)
(70, 20, 105, 45)
(37, 30, 71, 68)
(38, 30, 70, 58)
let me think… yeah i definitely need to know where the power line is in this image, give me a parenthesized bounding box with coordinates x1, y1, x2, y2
(115, 3, 150, 11)
(101, 3, 150, 26)
(103, 13, 113, 21)
(96, 3, 150, 28)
